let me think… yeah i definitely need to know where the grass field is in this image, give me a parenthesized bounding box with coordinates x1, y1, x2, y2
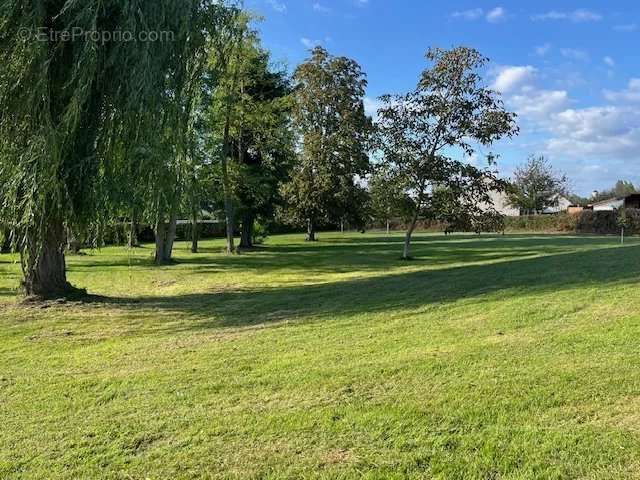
(2, 232, 640, 479)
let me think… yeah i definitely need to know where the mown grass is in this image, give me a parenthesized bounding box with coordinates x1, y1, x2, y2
(1, 232, 640, 479)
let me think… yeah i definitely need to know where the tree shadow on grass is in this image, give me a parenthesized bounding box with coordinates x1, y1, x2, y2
(88, 244, 640, 334)
(0, 287, 19, 298)
(70, 234, 627, 276)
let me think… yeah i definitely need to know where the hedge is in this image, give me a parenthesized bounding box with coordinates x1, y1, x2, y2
(369, 209, 640, 235)
(500, 210, 637, 235)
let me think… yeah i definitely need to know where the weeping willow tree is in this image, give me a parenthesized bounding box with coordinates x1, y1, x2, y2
(0, 1, 230, 297)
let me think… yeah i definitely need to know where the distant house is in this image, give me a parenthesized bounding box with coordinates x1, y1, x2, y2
(542, 194, 573, 214)
(484, 190, 520, 216)
(589, 194, 640, 211)
(481, 190, 573, 217)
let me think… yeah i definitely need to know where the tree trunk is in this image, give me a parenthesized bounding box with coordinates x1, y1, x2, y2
(386, 219, 390, 235)
(21, 218, 73, 298)
(239, 213, 254, 249)
(340, 219, 344, 233)
(165, 214, 177, 259)
(155, 221, 166, 264)
(221, 161, 235, 254)
(403, 210, 420, 260)
(128, 213, 139, 248)
(307, 219, 316, 242)
(221, 109, 235, 254)
(155, 213, 177, 264)
(191, 208, 199, 254)
(66, 228, 82, 255)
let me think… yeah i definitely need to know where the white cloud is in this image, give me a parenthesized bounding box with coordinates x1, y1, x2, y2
(266, 0, 287, 13)
(300, 37, 322, 48)
(546, 106, 640, 160)
(489, 63, 639, 191)
(491, 66, 537, 93)
(355, 0, 369, 5)
(603, 56, 615, 67)
(364, 97, 384, 119)
(604, 79, 640, 103)
(560, 48, 589, 62)
(532, 9, 602, 22)
(534, 43, 552, 56)
(490, 65, 569, 122)
(452, 8, 484, 20)
(313, 2, 331, 13)
(614, 23, 637, 32)
(509, 89, 570, 120)
(452, 7, 508, 23)
(486, 7, 507, 23)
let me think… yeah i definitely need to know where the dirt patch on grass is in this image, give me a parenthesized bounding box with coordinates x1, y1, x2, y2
(320, 448, 355, 466)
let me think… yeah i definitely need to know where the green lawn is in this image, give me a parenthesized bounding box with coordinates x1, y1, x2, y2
(2, 232, 640, 479)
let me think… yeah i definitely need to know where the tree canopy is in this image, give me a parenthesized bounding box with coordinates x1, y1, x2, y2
(282, 47, 372, 241)
(375, 47, 518, 258)
(507, 155, 568, 215)
(1, 9, 538, 297)
(0, 0, 232, 295)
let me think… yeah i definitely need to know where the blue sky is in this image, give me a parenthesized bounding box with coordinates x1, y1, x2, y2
(246, 0, 639, 195)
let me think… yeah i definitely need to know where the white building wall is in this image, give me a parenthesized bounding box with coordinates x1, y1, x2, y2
(592, 199, 624, 211)
(481, 190, 520, 216)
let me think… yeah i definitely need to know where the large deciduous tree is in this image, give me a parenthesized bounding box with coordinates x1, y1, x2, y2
(283, 47, 372, 241)
(376, 47, 518, 259)
(0, 1, 226, 296)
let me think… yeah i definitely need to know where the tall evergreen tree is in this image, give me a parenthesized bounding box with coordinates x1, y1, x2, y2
(221, 37, 294, 249)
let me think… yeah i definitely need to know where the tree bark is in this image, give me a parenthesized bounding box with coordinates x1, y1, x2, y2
(403, 209, 420, 260)
(165, 214, 177, 260)
(221, 161, 235, 254)
(221, 107, 235, 254)
(191, 207, 199, 254)
(307, 218, 317, 242)
(239, 213, 254, 249)
(155, 213, 178, 264)
(66, 227, 82, 255)
(21, 217, 73, 298)
(386, 219, 390, 235)
(128, 213, 139, 248)
(155, 221, 166, 264)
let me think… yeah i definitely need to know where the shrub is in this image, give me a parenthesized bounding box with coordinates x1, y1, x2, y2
(252, 220, 269, 245)
(576, 211, 618, 234)
(620, 209, 640, 234)
(556, 213, 579, 232)
(504, 214, 564, 232)
(474, 211, 506, 233)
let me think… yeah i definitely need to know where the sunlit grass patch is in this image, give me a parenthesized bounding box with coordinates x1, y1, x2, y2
(1, 232, 640, 479)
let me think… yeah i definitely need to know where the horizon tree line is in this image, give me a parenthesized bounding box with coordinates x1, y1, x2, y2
(1, 1, 522, 298)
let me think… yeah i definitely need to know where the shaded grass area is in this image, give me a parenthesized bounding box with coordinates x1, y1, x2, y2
(1, 233, 640, 479)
